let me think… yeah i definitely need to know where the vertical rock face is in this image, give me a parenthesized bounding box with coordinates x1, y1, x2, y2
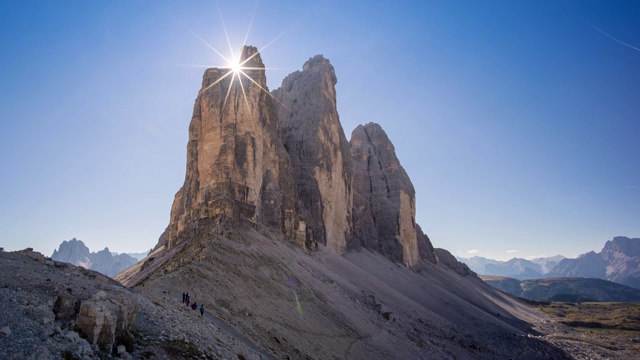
(272, 55, 353, 253)
(350, 123, 419, 267)
(167, 46, 303, 248)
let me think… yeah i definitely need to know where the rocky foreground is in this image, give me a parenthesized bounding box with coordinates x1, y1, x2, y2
(0, 249, 258, 359)
(3, 246, 639, 359)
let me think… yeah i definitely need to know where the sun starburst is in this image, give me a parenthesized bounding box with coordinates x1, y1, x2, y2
(178, 3, 297, 118)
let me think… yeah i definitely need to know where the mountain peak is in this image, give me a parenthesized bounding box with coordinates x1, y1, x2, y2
(239, 45, 263, 68)
(302, 54, 332, 72)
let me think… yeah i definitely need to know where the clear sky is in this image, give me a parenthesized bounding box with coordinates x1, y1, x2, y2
(1, 1, 638, 260)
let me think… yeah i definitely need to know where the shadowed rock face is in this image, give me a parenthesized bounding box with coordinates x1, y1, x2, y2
(349, 123, 419, 267)
(167, 46, 304, 248)
(272, 55, 354, 253)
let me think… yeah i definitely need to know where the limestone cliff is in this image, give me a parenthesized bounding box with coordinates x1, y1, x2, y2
(350, 123, 420, 267)
(272, 55, 354, 253)
(167, 46, 304, 248)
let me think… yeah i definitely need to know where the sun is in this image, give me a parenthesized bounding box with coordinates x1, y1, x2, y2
(230, 57, 242, 74)
(182, 5, 288, 115)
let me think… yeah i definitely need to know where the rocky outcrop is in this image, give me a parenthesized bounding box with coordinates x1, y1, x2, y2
(548, 236, 640, 288)
(51, 238, 138, 277)
(349, 123, 419, 266)
(272, 55, 354, 253)
(435, 248, 475, 277)
(416, 224, 438, 265)
(76, 289, 138, 352)
(0, 249, 138, 359)
(167, 45, 304, 248)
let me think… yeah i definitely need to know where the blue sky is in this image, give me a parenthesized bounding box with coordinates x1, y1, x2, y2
(1, 1, 638, 260)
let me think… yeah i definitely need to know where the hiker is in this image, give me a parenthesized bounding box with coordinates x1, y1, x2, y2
(182, 292, 186, 303)
(200, 304, 204, 316)
(191, 302, 197, 310)
(186, 292, 189, 302)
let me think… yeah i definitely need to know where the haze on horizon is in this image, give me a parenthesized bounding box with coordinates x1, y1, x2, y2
(0, 1, 638, 261)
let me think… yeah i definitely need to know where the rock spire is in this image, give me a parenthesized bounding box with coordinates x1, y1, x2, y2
(163, 46, 442, 268)
(350, 123, 420, 267)
(167, 46, 304, 248)
(272, 55, 354, 253)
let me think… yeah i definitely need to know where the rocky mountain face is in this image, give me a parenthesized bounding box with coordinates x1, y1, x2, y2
(482, 275, 640, 302)
(164, 45, 441, 268)
(350, 123, 420, 266)
(51, 238, 138, 277)
(272, 55, 353, 253)
(167, 46, 303, 250)
(548, 236, 640, 288)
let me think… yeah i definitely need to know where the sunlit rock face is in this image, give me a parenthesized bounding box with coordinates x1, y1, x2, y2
(350, 123, 419, 267)
(272, 55, 354, 253)
(167, 46, 304, 248)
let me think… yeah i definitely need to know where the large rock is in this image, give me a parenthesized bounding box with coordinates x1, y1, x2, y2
(272, 55, 354, 253)
(349, 123, 419, 266)
(76, 289, 137, 352)
(167, 45, 304, 248)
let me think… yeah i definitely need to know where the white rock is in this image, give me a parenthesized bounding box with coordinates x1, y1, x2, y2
(0, 326, 10, 335)
(117, 344, 126, 354)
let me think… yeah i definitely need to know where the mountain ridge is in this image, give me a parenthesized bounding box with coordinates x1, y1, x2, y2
(51, 238, 138, 277)
(549, 236, 640, 288)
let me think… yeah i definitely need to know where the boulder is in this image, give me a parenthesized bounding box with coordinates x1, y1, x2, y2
(75, 289, 137, 352)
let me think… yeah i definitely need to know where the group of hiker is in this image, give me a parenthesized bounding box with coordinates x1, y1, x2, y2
(182, 291, 205, 316)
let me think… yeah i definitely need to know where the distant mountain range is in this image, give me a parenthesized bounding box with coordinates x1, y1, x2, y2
(457, 255, 565, 280)
(51, 238, 140, 277)
(460, 236, 640, 289)
(112, 251, 149, 261)
(481, 276, 640, 302)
